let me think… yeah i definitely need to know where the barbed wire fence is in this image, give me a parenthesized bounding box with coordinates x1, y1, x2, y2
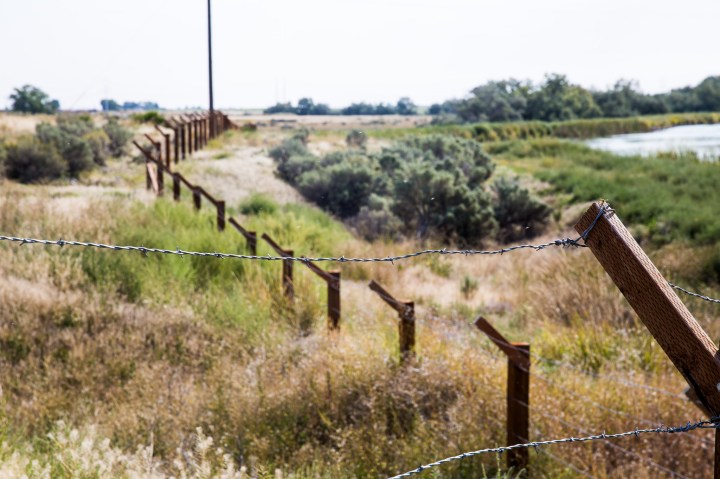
(1, 234, 718, 304)
(3, 201, 720, 478)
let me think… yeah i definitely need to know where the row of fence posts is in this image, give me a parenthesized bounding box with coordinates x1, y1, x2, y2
(133, 126, 344, 332)
(133, 132, 720, 477)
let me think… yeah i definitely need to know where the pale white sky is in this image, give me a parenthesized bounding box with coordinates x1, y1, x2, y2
(2, 0, 719, 110)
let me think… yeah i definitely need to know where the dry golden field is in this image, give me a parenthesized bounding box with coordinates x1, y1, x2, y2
(0, 114, 718, 478)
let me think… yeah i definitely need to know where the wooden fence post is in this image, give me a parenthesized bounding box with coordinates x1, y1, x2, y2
(181, 120, 187, 159)
(368, 280, 416, 361)
(172, 173, 181, 201)
(192, 187, 201, 210)
(302, 260, 342, 330)
(328, 271, 341, 330)
(216, 200, 225, 231)
(262, 233, 294, 302)
(154, 125, 171, 169)
(473, 316, 530, 473)
(172, 124, 180, 163)
(228, 217, 257, 255)
(576, 202, 720, 478)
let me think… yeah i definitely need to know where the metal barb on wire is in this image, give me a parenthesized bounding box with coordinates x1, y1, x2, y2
(0, 235, 588, 264)
(385, 418, 720, 479)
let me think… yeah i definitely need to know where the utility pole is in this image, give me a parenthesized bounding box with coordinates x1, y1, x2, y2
(207, 0, 215, 137)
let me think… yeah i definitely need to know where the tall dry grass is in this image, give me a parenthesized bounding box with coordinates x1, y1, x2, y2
(0, 179, 717, 478)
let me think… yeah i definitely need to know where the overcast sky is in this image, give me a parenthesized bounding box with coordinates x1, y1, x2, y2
(2, 0, 719, 110)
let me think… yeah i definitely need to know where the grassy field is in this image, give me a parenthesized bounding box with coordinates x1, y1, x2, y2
(366, 112, 720, 142)
(1, 121, 719, 478)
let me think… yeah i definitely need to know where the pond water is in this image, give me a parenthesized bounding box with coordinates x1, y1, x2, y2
(586, 124, 720, 160)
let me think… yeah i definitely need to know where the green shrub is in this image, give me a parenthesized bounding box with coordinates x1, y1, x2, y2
(83, 129, 111, 166)
(5, 136, 66, 183)
(346, 129, 368, 149)
(276, 154, 319, 184)
(297, 160, 375, 218)
(239, 193, 278, 216)
(57, 114, 94, 137)
(36, 122, 94, 176)
(268, 138, 309, 164)
(131, 111, 166, 125)
(492, 176, 551, 241)
(103, 117, 132, 157)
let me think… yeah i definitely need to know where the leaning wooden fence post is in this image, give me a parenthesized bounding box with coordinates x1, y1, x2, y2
(262, 233, 294, 301)
(575, 202, 720, 478)
(172, 124, 180, 163)
(474, 316, 530, 473)
(368, 280, 415, 361)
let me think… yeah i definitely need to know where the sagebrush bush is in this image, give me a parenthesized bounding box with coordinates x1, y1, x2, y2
(492, 176, 551, 241)
(83, 129, 111, 166)
(103, 117, 132, 157)
(5, 136, 66, 183)
(345, 129, 367, 149)
(131, 110, 166, 125)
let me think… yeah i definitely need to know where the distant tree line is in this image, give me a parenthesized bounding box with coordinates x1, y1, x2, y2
(264, 97, 417, 116)
(429, 74, 720, 123)
(101, 99, 160, 111)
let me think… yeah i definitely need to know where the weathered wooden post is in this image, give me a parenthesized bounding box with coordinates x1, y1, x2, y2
(216, 200, 225, 231)
(192, 187, 201, 210)
(228, 217, 257, 255)
(154, 125, 171, 169)
(170, 121, 180, 163)
(474, 316, 530, 473)
(172, 173, 181, 201)
(134, 141, 162, 195)
(368, 280, 415, 361)
(576, 202, 720, 478)
(302, 260, 342, 330)
(262, 233, 294, 301)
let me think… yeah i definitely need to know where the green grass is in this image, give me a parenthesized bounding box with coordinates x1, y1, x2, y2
(366, 112, 720, 142)
(487, 138, 720, 246)
(79, 198, 354, 342)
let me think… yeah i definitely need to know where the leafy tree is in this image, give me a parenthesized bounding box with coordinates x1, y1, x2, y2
(396, 97, 417, 115)
(526, 74, 602, 121)
(9, 85, 59, 114)
(458, 80, 529, 122)
(100, 99, 121, 111)
(695, 76, 720, 111)
(263, 102, 296, 114)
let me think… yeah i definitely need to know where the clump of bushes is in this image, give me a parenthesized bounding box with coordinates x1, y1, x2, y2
(2, 114, 132, 183)
(270, 133, 551, 245)
(131, 110, 166, 125)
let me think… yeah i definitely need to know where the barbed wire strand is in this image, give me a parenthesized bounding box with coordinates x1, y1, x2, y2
(469, 346, 712, 448)
(0, 235, 588, 263)
(522, 398, 693, 479)
(669, 283, 720, 304)
(385, 418, 717, 479)
(484, 414, 597, 478)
